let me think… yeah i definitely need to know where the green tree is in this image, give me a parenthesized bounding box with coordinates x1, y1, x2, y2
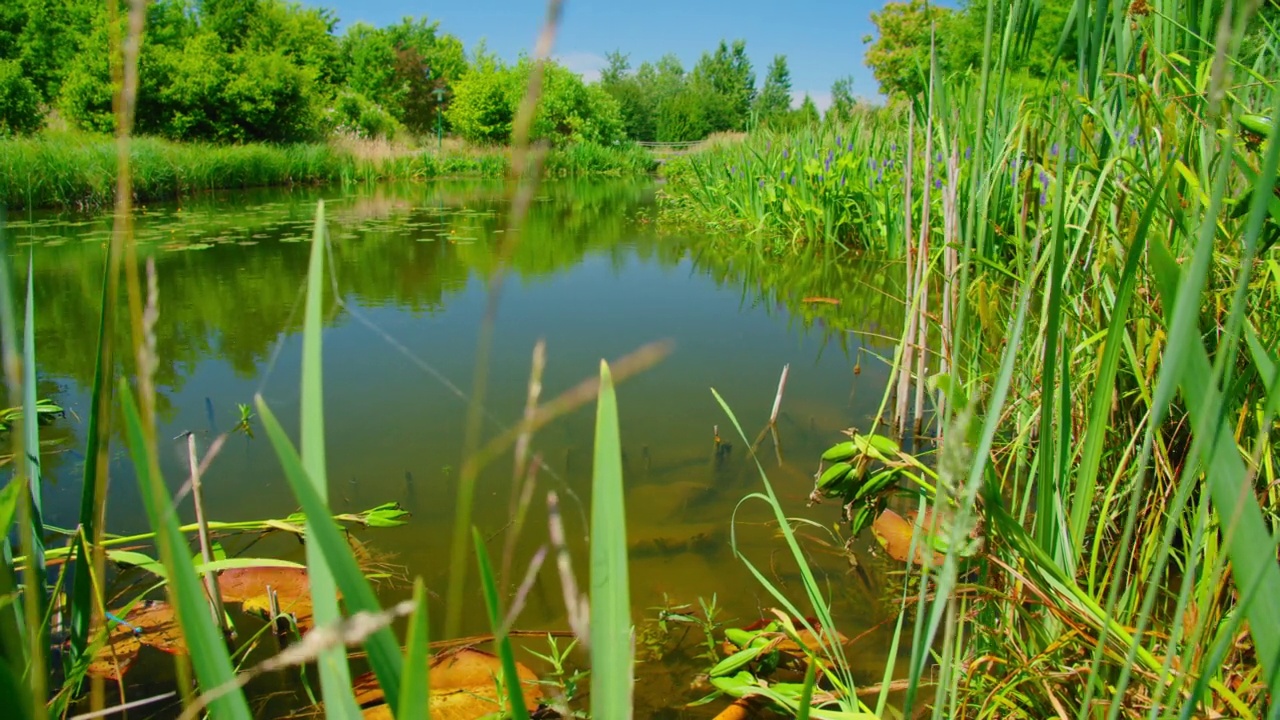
(445, 56, 515, 143)
(340, 18, 467, 136)
(796, 93, 820, 127)
(0, 58, 41, 135)
(15, 0, 99, 103)
(691, 39, 755, 133)
(826, 75, 856, 123)
(201, 0, 260, 49)
(865, 0, 951, 97)
(599, 51, 656, 141)
(754, 54, 792, 124)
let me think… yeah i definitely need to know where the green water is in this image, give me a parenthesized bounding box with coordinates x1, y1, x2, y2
(9, 179, 911, 717)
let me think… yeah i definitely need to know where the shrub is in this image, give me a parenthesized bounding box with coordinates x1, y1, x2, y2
(329, 91, 402, 140)
(0, 58, 42, 136)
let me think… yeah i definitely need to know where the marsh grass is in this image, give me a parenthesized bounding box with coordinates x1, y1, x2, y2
(0, 132, 656, 211)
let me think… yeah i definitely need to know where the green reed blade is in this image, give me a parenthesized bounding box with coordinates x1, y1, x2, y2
(68, 255, 113, 670)
(119, 384, 253, 720)
(590, 360, 634, 719)
(397, 578, 430, 720)
(473, 528, 530, 720)
(21, 255, 43, 565)
(296, 199, 362, 719)
(1148, 236, 1280, 695)
(1070, 168, 1171, 570)
(255, 398, 402, 714)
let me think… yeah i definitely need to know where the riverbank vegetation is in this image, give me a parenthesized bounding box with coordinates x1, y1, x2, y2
(0, 132, 655, 210)
(659, 0, 1280, 716)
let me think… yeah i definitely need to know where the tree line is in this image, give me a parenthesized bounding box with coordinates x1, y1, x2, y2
(0, 0, 868, 145)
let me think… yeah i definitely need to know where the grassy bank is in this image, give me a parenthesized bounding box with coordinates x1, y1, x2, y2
(0, 132, 657, 211)
(659, 1, 1280, 717)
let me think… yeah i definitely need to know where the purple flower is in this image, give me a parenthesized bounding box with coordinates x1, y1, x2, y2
(877, 168, 883, 182)
(886, 159, 894, 169)
(869, 159, 878, 170)
(891, 143, 897, 152)
(781, 171, 787, 181)
(1039, 170, 1049, 187)
(935, 179, 942, 190)
(1128, 131, 1138, 147)
(783, 149, 789, 159)
(841, 175, 846, 186)
(935, 152, 942, 163)
(819, 174, 825, 183)
(1040, 192, 1048, 206)
(965, 147, 972, 160)
(758, 179, 765, 188)
(847, 141, 854, 151)
(1050, 143, 1059, 157)
(837, 135, 843, 146)
(824, 156, 832, 173)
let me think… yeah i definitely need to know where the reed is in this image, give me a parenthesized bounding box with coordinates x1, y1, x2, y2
(0, 132, 656, 211)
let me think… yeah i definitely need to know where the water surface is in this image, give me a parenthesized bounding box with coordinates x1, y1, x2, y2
(9, 179, 911, 716)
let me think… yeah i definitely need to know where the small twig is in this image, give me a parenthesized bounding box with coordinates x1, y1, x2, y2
(769, 364, 790, 426)
(547, 491, 589, 648)
(70, 691, 178, 720)
(186, 431, 229, 638)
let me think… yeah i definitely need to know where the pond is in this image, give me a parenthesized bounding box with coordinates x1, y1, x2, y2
(8, 178, 912, 717)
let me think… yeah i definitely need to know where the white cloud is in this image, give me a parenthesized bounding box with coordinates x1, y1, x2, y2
(554, 51, 608, 83)
(790, 91, 833, 113)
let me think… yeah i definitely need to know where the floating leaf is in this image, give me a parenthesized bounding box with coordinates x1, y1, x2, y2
(871, 509, 944, 567)
(217, 566, 329, 629)
(86, 600, 188, 680)
(358, 648, 542, 719)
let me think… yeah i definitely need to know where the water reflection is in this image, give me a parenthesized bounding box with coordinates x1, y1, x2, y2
(8, 179, 912, 716)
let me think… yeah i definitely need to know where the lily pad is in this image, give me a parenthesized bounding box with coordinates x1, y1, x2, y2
(217, 566, 329, 629)
(358, 647, 542, 719)
(86, 600, 188, 680)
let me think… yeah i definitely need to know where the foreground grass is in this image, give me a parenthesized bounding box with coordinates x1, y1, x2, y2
(0, 132, 657, 210)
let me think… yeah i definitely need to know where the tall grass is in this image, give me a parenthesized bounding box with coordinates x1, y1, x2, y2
(663, 0, 1280, 717)
(0, 132, 657, 211)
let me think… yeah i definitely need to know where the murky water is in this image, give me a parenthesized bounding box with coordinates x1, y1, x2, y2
(8, 179, 912, 717)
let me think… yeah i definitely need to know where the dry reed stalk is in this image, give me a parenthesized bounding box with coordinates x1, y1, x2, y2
(186, 432, 228, 637)
(896, 106, 917, 434)
(769, 364, 790, 426)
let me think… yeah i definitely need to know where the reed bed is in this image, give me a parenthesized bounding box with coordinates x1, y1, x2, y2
(0, 132, 656, 211)
(661, 0, 1280, 717)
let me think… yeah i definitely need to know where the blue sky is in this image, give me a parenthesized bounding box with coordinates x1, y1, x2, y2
(300, 1, 905, 109)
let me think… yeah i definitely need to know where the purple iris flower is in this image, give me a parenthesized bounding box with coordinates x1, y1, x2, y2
(825, 156, 832, 173)
(847, 141, 854, 151)
(837, 135, 843, 147)
(935, 179, 942, 190)
(1039, 170, 1049, 187)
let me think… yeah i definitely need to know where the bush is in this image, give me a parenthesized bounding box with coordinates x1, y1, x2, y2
(445, 57, 516, 144)
(0, 58, 42, 136)
(329, 91, 402, 139)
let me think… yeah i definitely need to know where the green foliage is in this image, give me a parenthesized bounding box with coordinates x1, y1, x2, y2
(754, 55, 793, 124)
(691, 39, 756, 133)
(865, 0, 950, 98)
(330, 90, 402, 139)
(447, 57, 624, 146)
(340, 18, 465, 136)
(0, 59, 41, 136)
(826, 75, 857, 124)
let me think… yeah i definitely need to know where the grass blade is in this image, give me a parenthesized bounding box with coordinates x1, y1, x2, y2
(473, 528, 530, 720)
(298, 199, 363, 718)
(397, 578, 430, 720)
(589, 360, 634, 719)
(119, 384, 253, 720)
(255, 396, 403, 713)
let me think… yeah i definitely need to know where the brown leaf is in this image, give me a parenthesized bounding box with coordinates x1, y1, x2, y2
(217, 566, 332, 630)
(358, 647, 542, 719)
(872, 509, 944, 567)
(86, 600, 187, 680)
